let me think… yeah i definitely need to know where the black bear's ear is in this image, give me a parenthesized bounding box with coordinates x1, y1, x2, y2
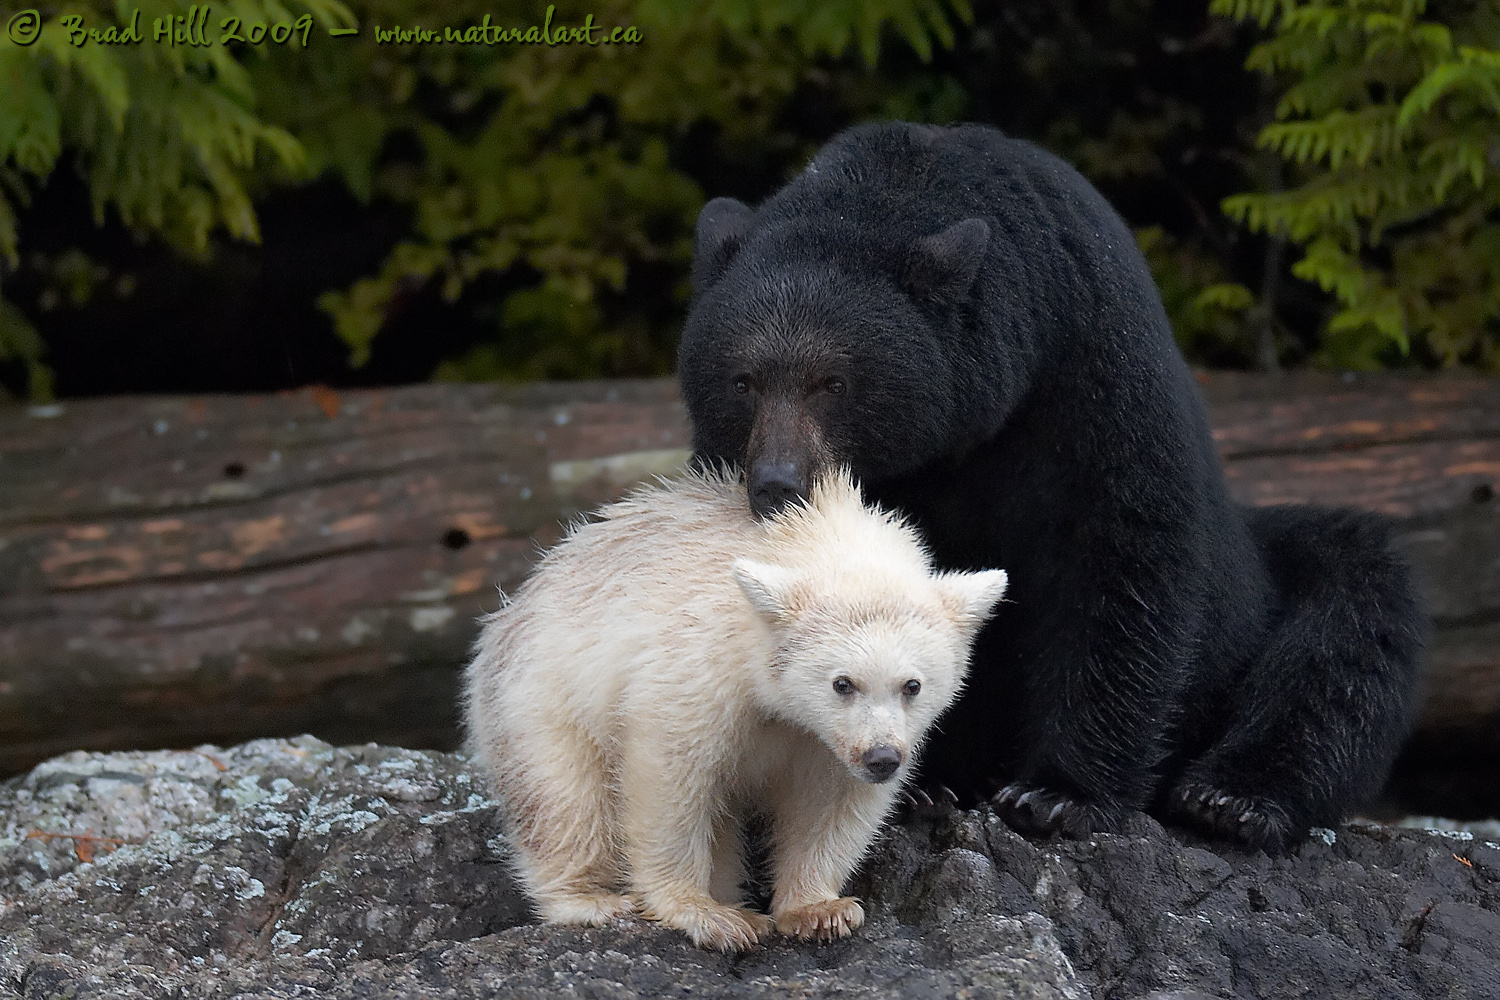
(693, 197, 756, 293)
(902, 218, 990, 303)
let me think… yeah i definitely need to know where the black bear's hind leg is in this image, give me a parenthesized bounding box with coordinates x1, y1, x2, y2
(1167, 505, 1423, 854)
(1168, 782, 1296, 853)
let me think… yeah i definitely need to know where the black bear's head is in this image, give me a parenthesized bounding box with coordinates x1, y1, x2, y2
(679, 197, 992, 519)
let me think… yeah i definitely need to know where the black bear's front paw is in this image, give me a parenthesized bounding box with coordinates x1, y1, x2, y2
(1169, 781, 1299, 854)
(896, 784, 962, 824)
(992, 782, 1122, 838)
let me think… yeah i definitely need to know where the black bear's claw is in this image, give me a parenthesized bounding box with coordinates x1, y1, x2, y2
(1170, 781, 1299, 854)
(991, 782, 1121, 839)
(897, 784, 960, 823)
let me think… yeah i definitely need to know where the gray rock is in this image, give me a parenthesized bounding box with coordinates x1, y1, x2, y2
(2, 739, 1497, 999)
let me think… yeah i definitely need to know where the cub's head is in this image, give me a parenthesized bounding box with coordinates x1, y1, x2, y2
(732, 558, 1006, 784)
(730, 472, 1007, 784)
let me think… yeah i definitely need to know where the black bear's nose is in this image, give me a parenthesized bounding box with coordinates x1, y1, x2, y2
(749, 462, 807, 518)
(860, 745, 903, 783)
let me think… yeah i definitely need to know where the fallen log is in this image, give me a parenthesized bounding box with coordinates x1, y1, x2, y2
(1, 373, 1496, 808)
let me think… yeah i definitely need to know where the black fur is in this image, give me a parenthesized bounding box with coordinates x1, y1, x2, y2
(676, 122, 1425, 853)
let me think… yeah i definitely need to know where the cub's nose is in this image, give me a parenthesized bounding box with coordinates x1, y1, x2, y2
(748, 462, 807, 518)
(860, 745, 904, 783)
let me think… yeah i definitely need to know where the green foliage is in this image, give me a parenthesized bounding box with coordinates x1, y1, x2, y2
(0, 293, 50, 401)
(1215, 0, 1500, 368)
(18, 0, 1493, 388)
(0, 0, 355, 398)
(0, 1, 972, 395)
(640, 0, 970, 66)
(294, 0, 972, 380)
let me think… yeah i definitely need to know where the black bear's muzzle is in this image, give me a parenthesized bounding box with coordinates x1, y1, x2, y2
(749, 462, 808, 518)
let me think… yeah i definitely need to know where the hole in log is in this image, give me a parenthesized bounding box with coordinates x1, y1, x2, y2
(442, 527, 472, 550)
(223, 462, 246, 479)
(1472, 482, 1494, 504)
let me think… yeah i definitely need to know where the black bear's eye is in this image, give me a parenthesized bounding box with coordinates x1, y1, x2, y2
(732, 376, 750, 395)
(824, 377, 845, 395)
(833, 676, 855, 695)
(903, 679, 921, 697)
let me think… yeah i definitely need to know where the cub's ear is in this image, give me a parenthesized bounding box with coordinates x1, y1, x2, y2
(902, 218, 990, 304)
(937, 568, 1008, 639)
(732, 559, 806, 624)
(693, 197, 756, 293)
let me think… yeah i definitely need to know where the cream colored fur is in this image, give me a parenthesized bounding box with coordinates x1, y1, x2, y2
(463, 467, 1007, 951)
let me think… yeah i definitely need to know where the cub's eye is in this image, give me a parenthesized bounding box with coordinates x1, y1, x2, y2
(902, 679, 921, 697)
(732, 376, 750, 395)
(824, 377, 846, 395)
(832, 676, 855, 696)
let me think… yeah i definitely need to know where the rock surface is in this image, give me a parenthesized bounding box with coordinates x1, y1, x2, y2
(2, 739, 1497, 999)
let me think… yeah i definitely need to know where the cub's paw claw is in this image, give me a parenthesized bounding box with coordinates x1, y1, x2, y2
(1169, 781, 1298, 854)
(992, 782, 1121, 838)
(775, 897, 865, 942)
(737, 907, 777, 939)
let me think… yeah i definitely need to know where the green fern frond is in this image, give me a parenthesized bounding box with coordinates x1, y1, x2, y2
(1218, 0, 1500, 366)
(1195, 283, 1257, 311)
(1258, 106, 1400, 167)
(1397, 57, 1500, 130)
(0, 294, 51, 400)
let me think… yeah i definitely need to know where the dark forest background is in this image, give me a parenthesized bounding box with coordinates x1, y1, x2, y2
(2, 0, 1498, 400)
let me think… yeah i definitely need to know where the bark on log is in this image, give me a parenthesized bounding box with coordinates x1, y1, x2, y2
(1, 373, 1497, 789)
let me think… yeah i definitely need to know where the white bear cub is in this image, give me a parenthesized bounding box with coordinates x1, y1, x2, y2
(464, 467, 1006, 951)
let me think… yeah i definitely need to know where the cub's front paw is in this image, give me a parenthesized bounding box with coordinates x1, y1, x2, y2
(774, 897, 865, 942)
(1168, 781, 1299, 854)
(992, 782, 1122, 838)
(539, 892, 636, 926)
(640, 896, 771, 952)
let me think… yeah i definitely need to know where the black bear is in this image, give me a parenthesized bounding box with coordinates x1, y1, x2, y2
(677, 121, 1425, 853)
